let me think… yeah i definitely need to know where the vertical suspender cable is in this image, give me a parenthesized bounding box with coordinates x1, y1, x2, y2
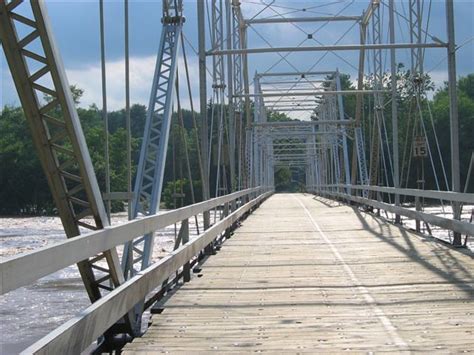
(180, 33, 205, 195)
(99, 0, 111, 221)
(124, 0, 132, 220)
(175, 77, 200, 234)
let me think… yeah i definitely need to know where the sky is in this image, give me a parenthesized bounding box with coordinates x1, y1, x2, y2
(1, 0, 473, 120)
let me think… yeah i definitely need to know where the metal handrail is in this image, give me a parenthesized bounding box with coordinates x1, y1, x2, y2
(308, 186, 474, 237)
(0, 187, 269, 295)
(21, 189, 272, 354)
(313, 184, 474, 204)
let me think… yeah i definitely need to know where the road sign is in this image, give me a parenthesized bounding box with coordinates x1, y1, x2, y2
(413, 136, 428, 158)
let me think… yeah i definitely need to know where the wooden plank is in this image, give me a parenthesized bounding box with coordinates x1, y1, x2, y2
(123, 193, 474, 353)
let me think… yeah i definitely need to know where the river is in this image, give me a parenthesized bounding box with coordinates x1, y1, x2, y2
(0, 211, 205, 354)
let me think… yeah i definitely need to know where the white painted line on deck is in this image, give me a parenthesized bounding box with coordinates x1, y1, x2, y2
(294, 195, 409, 350)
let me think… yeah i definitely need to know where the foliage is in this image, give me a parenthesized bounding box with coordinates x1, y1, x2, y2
(0, 106, 54, 214)
(161, 178, 202, 209)
(267, 110, 294, 122)
(274, 166, 292, 192)
(1, 72, 473, 214)
(0, 88, 144, 214)
(274, 165, 305, 192)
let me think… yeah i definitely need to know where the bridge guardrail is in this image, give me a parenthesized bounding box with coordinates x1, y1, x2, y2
(18, 188, 272, 354)
(308, 184, 474, 237)
(0, 187, 268, 296)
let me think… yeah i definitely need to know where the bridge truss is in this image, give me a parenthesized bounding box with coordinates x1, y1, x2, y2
(1, 0, 473, 353)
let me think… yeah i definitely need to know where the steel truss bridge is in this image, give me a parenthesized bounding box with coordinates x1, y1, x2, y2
(0, 0, 473, 353)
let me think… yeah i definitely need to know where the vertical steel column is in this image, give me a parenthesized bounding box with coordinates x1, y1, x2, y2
(253, 74, 262, 187)
(306, 134, 315, 191)
(238, 9, 252, 186)
(312, 124, 321, 192)
(99, 0, 111, 220)
(335, 70, 351, 193)
(211, 0, 227, 197)
(352, 2, 378, 194)
(232, 0, 245, 189)
(225, 0, 236, 193)
(368, 5, 383, 194)
(198, 0, 211, 228)
(446, 0, 461, 245)
(124, 0, 132, 220)
(181, 219, 191, 282)
(267, 132, 274, 189)
(389, 0, 401, 223)
(246, 128, 254, 187)
(329, 94, 341, 188)
(352, 21, 369, 190)
(123, 0, 184, 278)
(409, 0, 425, 230)
(409, 0, 424, 76)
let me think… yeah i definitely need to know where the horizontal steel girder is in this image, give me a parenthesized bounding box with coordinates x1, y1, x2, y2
(235, 90, 387, 97)
(245, 16, 361, 24)
(252, 120, 354, 127)
(208, 42, 446, 56)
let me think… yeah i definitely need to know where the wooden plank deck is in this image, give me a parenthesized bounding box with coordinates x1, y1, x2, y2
(124, 193, 474, 353)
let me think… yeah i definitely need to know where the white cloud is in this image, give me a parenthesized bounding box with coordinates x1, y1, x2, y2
(428, 70, 448, 91)
(66, 55, 201, 112)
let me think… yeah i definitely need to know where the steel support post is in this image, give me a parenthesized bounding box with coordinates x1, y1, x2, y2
(225, 0, 236, 193)
(336, 71, 351, 194)
(446, 0, 462, 245)
(312, 124, 320, 192)
(246, 128, 254, 187)
(99, 0, 111, 220)
(124, 0, 132, 220)
(389, 0, 401, 223)
(181, 219, 190, 282)
(198, 0, 211, 228)
(351, 11, 373, 191)
(122, 0, 184, 279)
(409, 0, 424, 76)
(119, 0, 185, 331)
(409, 0, 426, 230)
(368, 4, 383, 197)
(231, 0, 245, 189)
(211, 0, 227, 198)
(329, 94, 341, 189)
(253, 131, 260, 187)
(239, 14, 252, 174)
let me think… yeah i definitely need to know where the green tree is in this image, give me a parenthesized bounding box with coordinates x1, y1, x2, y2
(0, 106, 53, 214)
(274, 166, 292, 192)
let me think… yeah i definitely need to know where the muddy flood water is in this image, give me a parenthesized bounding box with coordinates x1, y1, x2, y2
(0, 211, 206, 354)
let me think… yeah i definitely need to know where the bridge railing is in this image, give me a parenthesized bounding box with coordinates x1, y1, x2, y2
(0, 187, 273, 354)
(309, 184, 474, 239)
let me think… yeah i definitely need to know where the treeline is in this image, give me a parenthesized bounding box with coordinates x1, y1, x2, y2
(1, 71, 473, 214)
(0, 87, 206, 215)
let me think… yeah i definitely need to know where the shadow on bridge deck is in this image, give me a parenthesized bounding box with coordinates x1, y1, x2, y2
(124, 193, 474, 353)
